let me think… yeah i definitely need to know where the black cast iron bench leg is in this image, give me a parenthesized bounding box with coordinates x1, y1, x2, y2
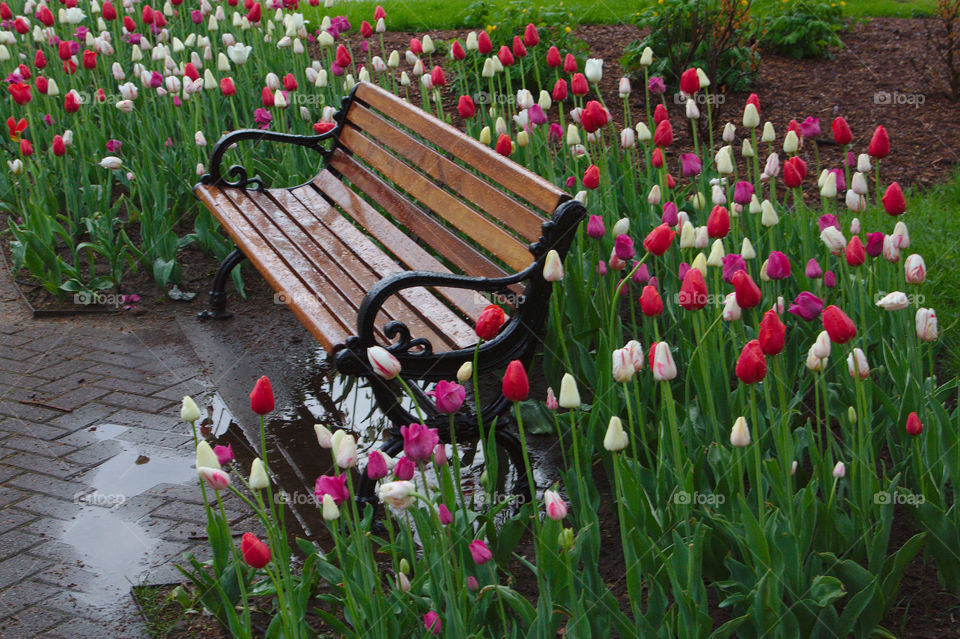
(197, 248, 246, 320)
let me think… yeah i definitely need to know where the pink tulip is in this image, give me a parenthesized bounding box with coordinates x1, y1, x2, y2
(314, 473, 349, 504)
(733, 181, 754, 205)
(400, 423, 439, 462)
(366, 451, 389, 480)
(424, 612, 441, 635)
(198, 467, 230, 491)
(766, 251, 791, 280)
(805, 258, 822, 279)
(367, 346, 401, 379)
(433, 443, 447, 466)
(469, 540, 493, 564)
(213, 444, 234, 465)
(428, 380, 465, 413)
(586, 215, 605, 239)
(394, 456, 415, 480)
(544, 489, 567, 520)
(680, 153, 701, 177)
(438, 503, 453, 525)
(614, 234, 635, 260)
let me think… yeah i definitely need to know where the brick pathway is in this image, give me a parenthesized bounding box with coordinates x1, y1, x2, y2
(0, 265, 259, 637)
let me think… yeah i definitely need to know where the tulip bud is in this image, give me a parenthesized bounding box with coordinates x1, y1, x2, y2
(730, 417, 750, 447)
(692, 252, 708, 276)
(742, 103, 759, 128)
(847, 348, 869, 379)
(334, 434, 357, 468)
(916, 308, 938, 341)
(876, 291, 909, 311)
(857, 153, 872, 172)
(761, 121, 775, 142)
(635, 122, 651, 141)
(783, 130, 799, 153)
(819, 171, 837, 198)
(741, 238, 756, 259)
(715, 145, 734, 174)
(603, 416, 629, 451)
(741, 138, 754, 158)
(722, 122, 736, 143)
(722, 293, 742, 321)
(558, 373, 580, 408)
(805, 345, 827, 372)
(322, 493, 340, 520)
(249, 458, 269, 489)
(181, 396, 202, 423)
(848, 406, 857, 425)
(707, 239, 725, 268)
(832, 461, 846, 478)
(640, 46, 654, 67)
(196, 440, 221, 470)
(652, 342, 677, 380)
(760, 200, 779, 227)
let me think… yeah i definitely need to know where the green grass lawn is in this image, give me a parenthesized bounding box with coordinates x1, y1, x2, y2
(319, 0, 935, 32)
(859, 169, 960, 379)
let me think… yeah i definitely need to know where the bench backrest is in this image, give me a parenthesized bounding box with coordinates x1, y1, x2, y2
(326, 82, 569, 278)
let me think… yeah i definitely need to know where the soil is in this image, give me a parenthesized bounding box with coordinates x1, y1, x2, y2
(13, 17, 960, 638)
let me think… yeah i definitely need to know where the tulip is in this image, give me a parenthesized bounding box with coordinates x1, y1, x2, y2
(399, 423, 439, 463)
(916, 308, 938, 341)
(423, 612, 442, 635)
(805, 259, 823, 279)
(378, 480, 415, 510)
(806, 344, 827, 372)
(320, 493, 340, 520)
(603, 416, 629, 451)
(735, 340, 767, 384)
(97, 155, 122, 170)
(868, 125, 890, 158)
(882, 235, 901, 263)
(829, 116, 852, 145)
(570, 72, 589, 95)
(241, 533, 271, 568)
(367, 345, 401, 379)
(820, 226, 846, 255)
(706, 241, 724, 268)
(679, 67, 700, 95)
(876, 291, 909, 311)
(469, 539, 493, 564)
(881, 182, 906, 216)
(903, 254, 925, 284)
(502, 360, 529, 402)
(245, 375, 275, 415)
(819, 171, 837, 198)
(730, 417, 750, 447)
(639, 285, 664, 317)
(846, 348, 869, 380)
(558, 373, 581, 409)
(196, 440, 222, 471)
(822, 305, 857, 343)
(545, 387, 559, 411)
(722, 293, 742, 321)
(742, 103, 760, 128)
(653, 119, 673, 147)
(198, 466, 230, 490)
(678, 269, 708, 311)
(393, 456, 415, 481)
(763, 251, 789, 280)
(789, 292, 824, 321)
(832, 461, 846, 478)
(865, 232, 884, 257)
(544, 489, 567, 520)
(181, 396, 202, 423)
(731, 270, 761, 309)
(643, 224, 676, 256)
(651, 342, 677, 381)
(782, 130, 800, 154)
(584, 58, 603, 83)
(892, 221, 910, 248)
(758, 310, 786, 355)
(844, 236, 866, 267)
(582, 164, 600, 189)
(905, 412, 923, 436)
(437, 503, 453, 525)
(475, 304, 506, 340)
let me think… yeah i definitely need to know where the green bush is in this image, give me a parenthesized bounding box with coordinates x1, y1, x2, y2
(755, 0, 846, 59)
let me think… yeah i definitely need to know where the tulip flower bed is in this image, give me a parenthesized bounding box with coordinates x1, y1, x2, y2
(5, 0, 957, 635)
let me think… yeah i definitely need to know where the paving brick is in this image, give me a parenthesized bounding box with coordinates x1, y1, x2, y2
(92, 376, 167, 397)
(0, 486, 30, 508)
(1, 451, 82, 479)
(28, 358, 94, 380)
(151, 376, 211, 402)
(0, 333, 31, 348)
(62, 440, 125, 468)
(34, 372, 103, 396)
(0, 357, 43, 376)
(0, 579, 61, 616)
(100, 392, 174, 414)
(6, 473, 85, 502)
(0, 464, 23, 483)
(47, 403, 117, 431)
(0, 508, 35, 535)
(82, 362, 154, 381)
(0, 530, 43, 560)
(1, 436, 75, 459)
(0, 556, 53, 591)
(0, 401, 62, 423)
(0, 420, 68, 440)
(47, 385, 112, 412)
(0, 604, 67, 636)
(115, 428, 191, 450)
(105, 409, 182, 432)
(0, 372, 48, 391)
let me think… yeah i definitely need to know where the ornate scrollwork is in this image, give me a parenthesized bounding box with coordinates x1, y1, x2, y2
(222, 164, 265, 191)
(383, 320, 434, 356)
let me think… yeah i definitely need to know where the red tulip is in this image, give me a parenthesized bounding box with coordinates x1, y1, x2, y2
(546, 46, 561, 67)
(57, 41, 73, 61)
(374, 5, 385, 20)
(246, 2, 261, 22)
(512, 36, 527, 59)
(502, 360, 529, 402)
(102, 1, 117, 20)
(651, 148, 664, 169)
(261, 86, 274, 107)
(34, 50, 46, 70)
(653, 103, 668, 125)
(457, 95, 475, 119)
(679, 68, 699, 94)
(678, 268, 707, 311)
(13, 17, 27, 33)
(0, 2, 11, 19)
(881, 182, 905, 216)
(495, 134, 512, 156)
(570, 73, 588, 95)
(552, 78, 567, 102)
(832, 116, 852, 145)
(581, 100, 607, 133)
(746, 93, 760, 113)
(240, 533, 271, 568)
(313, 121, 335, 134)
(81, 49, 97, 70)
(639, 285, 663, 316)
(563, 53, 577, 73)
(845, 236, 866, 266)
(360, 20, 373, 38)
(35, 76, 48, 94)
(451, 40, 465, 60)
(184, 63, 199, 82)
(905, 412, 922, 436)
(430, 65, 446, 87)
(335, 44, 351, 68)
(52, 135, 66, 156)
(497, 45, 514, 67)
(868, 125, 890, 159)
(220, 77, 237, 96)
(477, 31, 492, 54)
(475, 304, 506, 340)
(7, 83, 31, 106)
(409, 37, 422, 54)
(37, 5, 54, 26)
(19, 138, 33, 156)
(283, 73, 297, 91)
(783, 156, 805, 188)
(732, 270, 761, 309)
(653, 119, 673, 147)
(643, 224, 676, 256)
(17, 63, 30, 80)
(6, 116, 26, 141)
(822, 305, 857, 343)
(141, 4, 154, 23)
(736, 340, 767, 384)
(123, 16, 136, 32)
(582, 164, 599, 190)
(707, 205, 729, 238)
(665, 174, 677, 189)
(523, 23, 539, 47)
(64, 91, 81, 113)
(758, 310, 785, 355)
(249, 376, 275, 414)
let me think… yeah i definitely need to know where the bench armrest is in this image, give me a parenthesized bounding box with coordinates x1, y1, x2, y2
(199, 128, 337, 190)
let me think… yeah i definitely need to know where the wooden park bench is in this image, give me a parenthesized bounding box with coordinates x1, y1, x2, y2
(194, 81, 585, 499)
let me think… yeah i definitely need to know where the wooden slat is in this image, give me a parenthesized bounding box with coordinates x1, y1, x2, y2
(195, 184, 351, 353)
(337, 126, 532, 272)
(309, 170, 491, 330)
(345, 103, 545, 242)
(272, 185, 479, 349)
(329, 150, 509, 282)
(246, 188, 463, 351)
(353, 81, 566, 215)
